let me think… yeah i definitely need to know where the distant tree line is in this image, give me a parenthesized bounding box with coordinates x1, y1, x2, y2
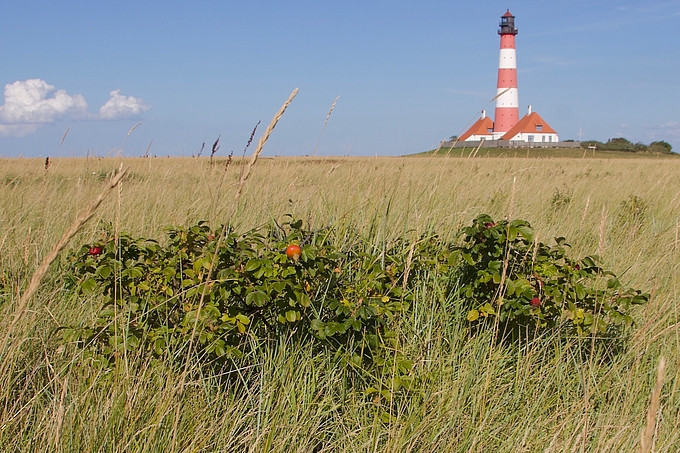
(579, 137, 673, 154)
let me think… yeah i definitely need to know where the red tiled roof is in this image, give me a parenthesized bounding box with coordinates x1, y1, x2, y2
(500, 112, 556, 140)
(503, 10, 514, 17)
(459, 116, 494, 141)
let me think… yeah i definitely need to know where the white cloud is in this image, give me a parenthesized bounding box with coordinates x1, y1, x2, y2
(98, 89, 150, 120)
(0, 124, 40, 137)
(0, 79, 88, 127)
(659, 121, 680, 138)
(0, 79, 151, 137)
(642, 121, 680, 140)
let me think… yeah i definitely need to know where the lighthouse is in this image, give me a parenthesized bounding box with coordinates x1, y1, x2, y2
(456, 10, 561, 146)
(493, 9, 519, 136)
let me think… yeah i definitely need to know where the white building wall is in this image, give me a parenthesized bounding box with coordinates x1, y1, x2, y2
(505, 132, 559, 142)
(464, 134, 494, 141)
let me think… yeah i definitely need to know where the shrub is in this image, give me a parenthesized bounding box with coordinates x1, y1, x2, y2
(648, 140, 672, 154)
(580, 138, 674, 154)
(616, 195, 648, 236)
(550, 187, 572, 212)
(65, 217, 418, 390)
(454, 215, 648, 339)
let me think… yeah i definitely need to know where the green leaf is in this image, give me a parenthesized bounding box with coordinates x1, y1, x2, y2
(633, 294, 649, 305)
(466, 309, 479, 322)
(506, 279, 515, 296)
(235, 314, 250, 325)
(397, 359, 414, 373)
(123, 267, 144, 279)
(285, 310, 299, 322)
(153, 338, 166, 355)
(296, 291, 312, 308)
(516, 225, 534, 242)
(582, 256, 597, 268)
(364, 387, 379, 396)
(583, 313, 594, 326)
(95, 265, 112, 279)
(488, 260, 502, 273)
(514, 279, 531, 297)
(137, 281, 151, 292)
(270, 281, 287, 293)
(245, 290, 269, 307)
(126, 334, 140, 349)
(81, 277, 98, 294)
(607, 278, 621, 289)
(214, 340, 226, 357)
(480, 303, 495, 315)
(575, 284, 586, 300)
(162, 267, 176, 278)
(245, 259, 261, 272)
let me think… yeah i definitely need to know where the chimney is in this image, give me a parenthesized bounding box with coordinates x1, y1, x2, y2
(481, 109, 486, 119)
(527, 104, 532, 115)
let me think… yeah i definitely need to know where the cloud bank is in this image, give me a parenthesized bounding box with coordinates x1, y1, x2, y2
(0, 79, 150, 137)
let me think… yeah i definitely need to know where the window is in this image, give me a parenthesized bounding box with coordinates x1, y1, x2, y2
(487, 128, 493, 133)
(549, 136, 553, 142)
(542, 135, 546, 142)
(536, 125, 543, 131)
(527, 135, 534, 142)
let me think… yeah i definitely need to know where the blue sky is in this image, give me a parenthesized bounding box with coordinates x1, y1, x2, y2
(1, 0, 679, 157)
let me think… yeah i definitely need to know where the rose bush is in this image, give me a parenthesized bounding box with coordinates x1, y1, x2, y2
(455, 214, 648, 339)
(63, 214, 648, 396)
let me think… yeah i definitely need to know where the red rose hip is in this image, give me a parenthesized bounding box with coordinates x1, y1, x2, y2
(285, 244, 301, 261)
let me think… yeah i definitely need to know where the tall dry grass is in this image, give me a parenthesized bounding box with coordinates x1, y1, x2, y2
(0, 154, 678, 451)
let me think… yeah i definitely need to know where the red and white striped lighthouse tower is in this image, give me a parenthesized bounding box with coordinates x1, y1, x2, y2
(493, 9, 520, 136)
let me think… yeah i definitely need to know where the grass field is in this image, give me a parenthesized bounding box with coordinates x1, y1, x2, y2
(1, 155, 678, 452)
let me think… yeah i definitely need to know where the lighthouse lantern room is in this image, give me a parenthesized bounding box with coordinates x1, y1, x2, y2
(498, 10, 518, 35)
